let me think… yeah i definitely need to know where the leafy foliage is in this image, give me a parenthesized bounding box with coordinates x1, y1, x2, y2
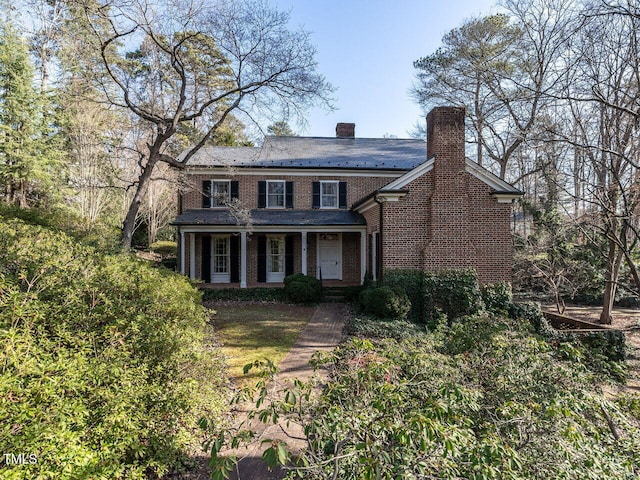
(0, 215, 228, 479)
(359, 286, 412, 320)
(481, 281, 513, 312)
(219, 313, 639, 480)
(284, 273, 322, 304)
(384, 269, 484, 325)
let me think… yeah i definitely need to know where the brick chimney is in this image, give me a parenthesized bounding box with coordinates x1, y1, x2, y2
(336, 122, 355, 138)
(424, 106, 475, 271)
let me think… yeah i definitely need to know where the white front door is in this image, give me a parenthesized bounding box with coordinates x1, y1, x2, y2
(318, 234, 342, 280)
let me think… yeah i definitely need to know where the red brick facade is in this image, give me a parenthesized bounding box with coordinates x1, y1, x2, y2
(175, 106, 520, 287)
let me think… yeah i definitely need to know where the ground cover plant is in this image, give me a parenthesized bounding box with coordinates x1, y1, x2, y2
(0, 214, 228, 479)
(208, 298, 640, 479)
(209, 303, 314, 383)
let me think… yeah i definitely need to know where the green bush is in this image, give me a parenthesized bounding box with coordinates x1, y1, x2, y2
(150, 240, 178, 257)
(0, 216, 228, 479)
(284, 273, 322, 303)
(268, 318, 640, 479)
(481, 281, 512, 312)
(359, 286, 411, 319)
(383, 270, 424, 321)
(423, 269, 484, 323)
(384, 269, 484, 325)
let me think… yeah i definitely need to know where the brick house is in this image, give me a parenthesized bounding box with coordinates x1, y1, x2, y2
(173, 107, 522, 287)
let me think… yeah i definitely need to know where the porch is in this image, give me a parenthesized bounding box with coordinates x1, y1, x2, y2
(174, 209, 368, 287)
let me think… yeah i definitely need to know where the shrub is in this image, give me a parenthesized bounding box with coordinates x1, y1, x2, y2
(359, 286, 411, 319)
(150, 240, 178, 257)
(384, 269, 484, 325)
(481, 281, 512, 312)
(0, 216, 228, 479)
(423, 269, 484, 323)
(383, 270, 424, 321)
(284, 273, 322, 303)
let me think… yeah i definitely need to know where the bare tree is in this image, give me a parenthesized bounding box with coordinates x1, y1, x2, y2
(75, 0, 333, 249)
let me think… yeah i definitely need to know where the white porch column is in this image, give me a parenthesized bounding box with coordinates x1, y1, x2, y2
(180, 230, 186, 275)
(240, 231, 247, 288)
(360, 230, 367, 284)
(301, 231, 308, 275)
(189, 233, 196, 280)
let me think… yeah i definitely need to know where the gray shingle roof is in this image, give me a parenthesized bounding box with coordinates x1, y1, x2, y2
(173, 209, 366, 226)
(182, 136, 427, 171)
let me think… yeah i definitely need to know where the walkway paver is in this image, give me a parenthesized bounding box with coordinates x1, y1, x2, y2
(225, 302, 349, 480)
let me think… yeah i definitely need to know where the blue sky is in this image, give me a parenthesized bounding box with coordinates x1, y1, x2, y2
(271, 0, 498, 138)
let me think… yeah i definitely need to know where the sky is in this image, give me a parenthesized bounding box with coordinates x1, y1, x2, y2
(269, 0, 498, 139)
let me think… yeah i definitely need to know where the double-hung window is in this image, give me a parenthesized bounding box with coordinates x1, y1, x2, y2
(211, 180, 230, 207)
(266, 180, 286, 208)
(211, 235, 230, 283)
(320, 181, 339, 208)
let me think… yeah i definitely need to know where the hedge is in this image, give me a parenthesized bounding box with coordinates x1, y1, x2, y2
(384, 269, 484, 325)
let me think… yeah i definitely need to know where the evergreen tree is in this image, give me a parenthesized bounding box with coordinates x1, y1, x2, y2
(0, 21, 63, 207)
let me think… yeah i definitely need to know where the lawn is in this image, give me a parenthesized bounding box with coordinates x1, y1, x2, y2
(208, 302, 315, 383)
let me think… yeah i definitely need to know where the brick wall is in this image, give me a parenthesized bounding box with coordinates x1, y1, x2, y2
(381, 106, 514, 285)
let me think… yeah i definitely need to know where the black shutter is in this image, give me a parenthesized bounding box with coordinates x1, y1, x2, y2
(312, 182, 320, 209)
(202, 180, 211, 208)
(257, 236, 267, 282)
(285, 181, 294, 209)
(339, 182, 347, 209)
(231, 181, 239, 201)
(230, 235, 240, 283)
(258, 181, 266, 208)
(285, 235, 294, 276)
(201, 236, 211, 282)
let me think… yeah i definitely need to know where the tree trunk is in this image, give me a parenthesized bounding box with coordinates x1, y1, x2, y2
(120, 156, 158, 250)
(600, 239, 623, 324)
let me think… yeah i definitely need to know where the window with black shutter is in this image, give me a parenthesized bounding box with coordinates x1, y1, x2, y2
(258, 181, 266, 208)
(312, 182, 320, 208)
(285, 181, 294, 209)
(339, 182, 347, 209)
(202, 181, 212, 208)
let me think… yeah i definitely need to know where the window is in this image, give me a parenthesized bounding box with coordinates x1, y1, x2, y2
(212, 236, 230, 283)
(266, 235, 285, 283)
(320, 181, 339, 208)
(211, 180, 230, 207)
(266, 180, 285, 208)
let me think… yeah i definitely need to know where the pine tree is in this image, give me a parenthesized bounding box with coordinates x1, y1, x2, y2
(0, 20, 63, 207)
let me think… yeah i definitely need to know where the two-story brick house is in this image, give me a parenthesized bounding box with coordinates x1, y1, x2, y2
(173, 107, 522, 287)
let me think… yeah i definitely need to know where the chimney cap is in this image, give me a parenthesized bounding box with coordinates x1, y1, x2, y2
(336, 122, 355, 138)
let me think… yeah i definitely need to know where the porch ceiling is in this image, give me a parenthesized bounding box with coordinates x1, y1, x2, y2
(173, 208, 366, 227)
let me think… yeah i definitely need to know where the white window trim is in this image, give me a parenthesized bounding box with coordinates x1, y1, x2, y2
(320, 180, 339, 209)
(266, 234, 286, 283)
(266, 180, 286, 209)
(210, 179, 231, 208)
(211, 235, 230, 283)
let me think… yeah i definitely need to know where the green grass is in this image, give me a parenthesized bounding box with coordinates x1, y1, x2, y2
(211, 303, 315, 383)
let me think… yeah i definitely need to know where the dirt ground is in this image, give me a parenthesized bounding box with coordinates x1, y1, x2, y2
(545, 304, 640, 395)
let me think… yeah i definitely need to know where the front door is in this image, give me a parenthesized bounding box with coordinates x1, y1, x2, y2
(318, 234, 342, 280)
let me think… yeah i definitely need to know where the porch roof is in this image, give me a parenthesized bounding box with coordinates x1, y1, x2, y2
(173, 209, 366, 227)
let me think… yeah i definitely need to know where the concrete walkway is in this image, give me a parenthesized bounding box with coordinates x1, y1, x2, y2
(226, 302, 349, 480)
